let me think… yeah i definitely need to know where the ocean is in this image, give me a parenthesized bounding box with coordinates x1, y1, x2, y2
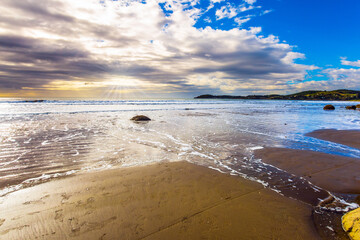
(1, 98, 359, 211)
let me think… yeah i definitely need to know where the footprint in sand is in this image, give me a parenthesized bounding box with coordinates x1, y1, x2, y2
(68, 216, 117, 237)
(68, 217, 81, 235)
(23, 199, 44, 205)
(61, 193, 71, 201)
(76, 197, 95, 209)
(61, 193, 72, 204)
(41, 194, 50, 200)
(27, 211, 40, 216)
(55, 209, 64, 222)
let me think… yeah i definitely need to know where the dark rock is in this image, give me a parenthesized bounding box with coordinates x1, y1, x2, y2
(355, 195, 360, 205)
(130, 115, 151, 121)
(345, 105, 357, 110)
(323, 105, 335, 110)
(356, 104, 360, 109)
(25, 100, 44, 103)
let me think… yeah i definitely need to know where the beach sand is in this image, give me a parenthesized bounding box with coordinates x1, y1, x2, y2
(256, 129, 360, 240)
(255, 147, 360, 194)
(306, 129, 360, 149)
(0, 161, 320, 240)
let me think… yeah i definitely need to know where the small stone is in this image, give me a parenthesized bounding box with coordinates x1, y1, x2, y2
(25, 100, 44, 103)
(130, 115, 151, 121)
(323, 105, 335, 110)
(346, 105, 357, 110)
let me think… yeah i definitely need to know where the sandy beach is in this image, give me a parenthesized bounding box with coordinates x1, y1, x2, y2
(1, 99, 360, 240)
(306, 129, 360, 150)
(255, 147, 360, 194)
(0, 161, 320, 240)
(256, 129, 360, 240)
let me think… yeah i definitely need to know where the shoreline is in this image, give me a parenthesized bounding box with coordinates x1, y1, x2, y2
(1, 128, 360, 239)
(306, 129, 360, 150)
(255, 147, 360, 194)
(256, 129, 360, 240)
(0, 161, 320, 240)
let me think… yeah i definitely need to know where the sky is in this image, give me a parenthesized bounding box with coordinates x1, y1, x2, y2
(0, 0, 359, 98)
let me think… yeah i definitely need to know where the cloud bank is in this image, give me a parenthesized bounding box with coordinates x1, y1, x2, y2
(0, 0, 354, 98)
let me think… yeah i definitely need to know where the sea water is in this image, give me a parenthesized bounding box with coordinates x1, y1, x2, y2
(1, 98, 359, 210)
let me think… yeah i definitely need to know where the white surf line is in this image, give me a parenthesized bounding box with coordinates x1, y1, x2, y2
(253, 155, 359, 212)
(0, 150, 32, 167)
(238, 128, 360, 158)
(0, 169, 78, 197)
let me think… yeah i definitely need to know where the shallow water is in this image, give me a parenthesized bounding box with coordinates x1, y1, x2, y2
(1, 98, 360, 211)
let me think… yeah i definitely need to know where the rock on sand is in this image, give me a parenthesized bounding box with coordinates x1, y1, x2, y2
(346, 105, 357, 110)
(130, 115, 151, 121)
(323, 105, 335, 110)
(343, 207, 360, 240)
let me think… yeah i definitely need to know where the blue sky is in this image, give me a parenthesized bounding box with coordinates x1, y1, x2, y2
(249, 0, 360, 68)
(0, 0, 359, 98)
(190, 0, 360, 87)
(195, 0, 360, 68)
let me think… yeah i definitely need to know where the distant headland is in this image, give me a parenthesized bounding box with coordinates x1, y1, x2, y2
(195, 89, 360, 101)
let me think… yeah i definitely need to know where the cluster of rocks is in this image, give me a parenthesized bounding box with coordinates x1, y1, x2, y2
(323, 104, 360, 110)
(346, 104, 360, 110)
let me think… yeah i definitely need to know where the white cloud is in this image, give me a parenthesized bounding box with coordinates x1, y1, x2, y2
(216, 4, 239, 19)
(244, 0, 257, 4)
(261, 9, 273, 15)
(279, 56, 360, 93)
(0, 0, 316, 95)
(234, 17, 251, 26)
(215, 2, 257, 20)
(287, 66, 360, 93)
(292, 57, 360, 92)
(203, 16, 212, 23)
(324, 68, 360, 88)
(341, 57, 360, 67)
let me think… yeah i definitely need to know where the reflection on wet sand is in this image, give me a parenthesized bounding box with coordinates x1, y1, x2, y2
(0, 162, 321, 240)
(1, 99, 360, 239)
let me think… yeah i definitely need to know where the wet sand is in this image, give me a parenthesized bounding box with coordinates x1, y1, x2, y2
(0, 161, 320, 240)
(255, 147, 360, 194)
(307, 129, 360, 149)
(256, 129, 360, 240)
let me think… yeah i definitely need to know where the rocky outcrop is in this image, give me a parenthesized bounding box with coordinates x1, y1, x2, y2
(346, 105, 357, 110)
(356, 104, 360, 109)
(323, 105, 335, 110)
(130, 115, 151, 121)
(342, 207, 360, 240)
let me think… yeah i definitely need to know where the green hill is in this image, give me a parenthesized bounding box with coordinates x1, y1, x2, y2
(195, 89, 360, 101)
(283, 89, 360, 100)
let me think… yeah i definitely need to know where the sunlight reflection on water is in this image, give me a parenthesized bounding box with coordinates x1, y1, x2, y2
(0, 99, 359, 204)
